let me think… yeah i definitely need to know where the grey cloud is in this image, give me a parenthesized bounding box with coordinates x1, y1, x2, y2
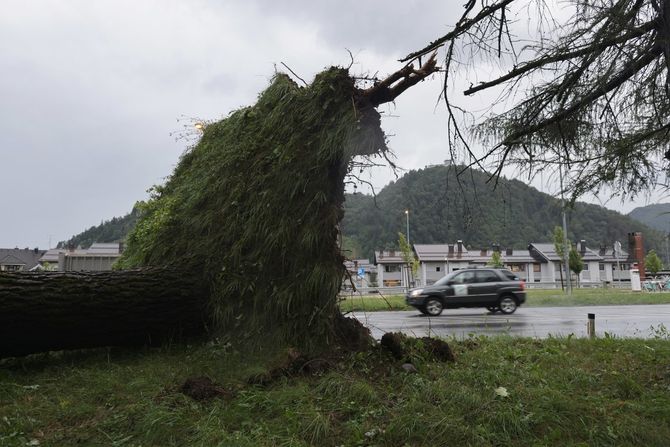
(0, 0, 649, 249)
(241, 0, 454, 58)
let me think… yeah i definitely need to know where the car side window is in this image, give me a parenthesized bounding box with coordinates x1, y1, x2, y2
(452, 271, 476, 284)
(476, 270, 499, 283)
(500, 269, 520, 280)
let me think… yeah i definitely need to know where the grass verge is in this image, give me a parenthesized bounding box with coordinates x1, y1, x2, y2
(1, 336, 670, 446)
(340, 288, 670, 312)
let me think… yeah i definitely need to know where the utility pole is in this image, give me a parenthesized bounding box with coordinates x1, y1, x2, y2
(666, 226, 669, 269)
(405, 209, 411, 289)
(614, 241, 622, 286)
(559, 165, 572, 295)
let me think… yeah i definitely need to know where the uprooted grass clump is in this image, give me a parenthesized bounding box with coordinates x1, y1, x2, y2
(116, 68, 387, 351)
(380, 332, 455, 363)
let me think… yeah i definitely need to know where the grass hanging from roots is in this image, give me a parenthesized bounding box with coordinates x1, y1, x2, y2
(117, 68, 388, 352)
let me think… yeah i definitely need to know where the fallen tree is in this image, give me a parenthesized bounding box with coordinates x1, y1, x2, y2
(0, 268, 209, 357)
(0, 56, 438, 358)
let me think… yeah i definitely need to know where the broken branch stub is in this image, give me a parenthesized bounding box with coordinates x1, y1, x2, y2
(356, 53, 439, 107)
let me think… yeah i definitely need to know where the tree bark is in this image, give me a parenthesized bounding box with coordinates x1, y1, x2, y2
(0, 268, 209, 358)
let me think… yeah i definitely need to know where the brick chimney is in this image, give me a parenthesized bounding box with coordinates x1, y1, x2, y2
(580, 240, 586, 255)
(457, 240, 463, 257)
(627, 232, 646, 279)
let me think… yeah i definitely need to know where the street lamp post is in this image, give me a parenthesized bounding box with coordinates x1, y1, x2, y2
(405, 209, 410, 243)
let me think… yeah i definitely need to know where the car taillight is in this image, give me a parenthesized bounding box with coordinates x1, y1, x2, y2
(520, 280, 525, 290)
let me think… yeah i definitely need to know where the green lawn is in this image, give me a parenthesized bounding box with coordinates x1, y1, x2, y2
(340, 288, 670, 313)
(2, 336, 669, 446)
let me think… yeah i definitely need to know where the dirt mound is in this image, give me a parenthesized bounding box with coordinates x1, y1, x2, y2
(179, 376, 232, 401)
(380, 332, 455, 363)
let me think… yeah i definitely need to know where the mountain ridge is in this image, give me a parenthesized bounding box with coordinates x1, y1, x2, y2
(341, 165, 665, 259)
(628, 203, 670, 234)
(60, 165, 665, 262)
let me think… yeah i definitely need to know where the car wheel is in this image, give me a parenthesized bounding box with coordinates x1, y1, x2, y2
(424, 297, 443, 316)
(498, 295, 518, 314)
(418, 306, 429, 315)
(486, 306, 498, 313)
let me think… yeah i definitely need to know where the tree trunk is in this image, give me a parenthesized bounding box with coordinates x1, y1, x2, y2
(0, 268, 209, 358)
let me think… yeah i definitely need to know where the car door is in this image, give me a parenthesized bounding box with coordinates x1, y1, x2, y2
(446, 270, 477, 306)
(471, 269, 501, 305)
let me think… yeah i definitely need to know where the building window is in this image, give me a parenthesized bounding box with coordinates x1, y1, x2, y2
(384, 264, 401, 273)
(1, 264, 22, 272)
(510, 264, 526, 272)
(436, 266, 441, 272)
(583, 264, 589, 271)
(599, 263, 605, 271)
(533, 263, 541, 273)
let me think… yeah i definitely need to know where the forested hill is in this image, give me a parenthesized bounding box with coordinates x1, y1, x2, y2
(57, 208, 139, 249)
(628, 203, 670, 233)
(60, 165, 663, 257)
(341, 165, 665, 258)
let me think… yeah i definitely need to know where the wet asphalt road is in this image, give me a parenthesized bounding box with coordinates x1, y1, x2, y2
(351, 304, 670, 339)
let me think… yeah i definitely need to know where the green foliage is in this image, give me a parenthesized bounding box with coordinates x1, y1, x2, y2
(58, 208, 140, 249)
(629, 203, 670, 233)
(3, 337, 670, 446)
(341, 235, 363, 259)
(488, 250, 503, 268)
(64, 165, 666, 265)
(552, 226, 566, 289)
(116, 68, 387, 351)
(398, 232, 419, 278)
(340, 165, 666, 259)
(552, 226, 565, 259)
(645, 249, 663, 276)
(569, 246, 584, 276)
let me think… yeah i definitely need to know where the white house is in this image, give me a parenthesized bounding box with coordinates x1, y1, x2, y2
(376, 240, 631, 288)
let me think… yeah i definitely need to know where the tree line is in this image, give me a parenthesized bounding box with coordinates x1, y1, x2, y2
(340, 165, 666, 260)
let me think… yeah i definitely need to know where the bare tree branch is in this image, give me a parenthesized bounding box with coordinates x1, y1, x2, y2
(357, 53, 439, 107)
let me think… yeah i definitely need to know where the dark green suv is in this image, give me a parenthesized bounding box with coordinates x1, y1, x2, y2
(405, 268, 526, 316)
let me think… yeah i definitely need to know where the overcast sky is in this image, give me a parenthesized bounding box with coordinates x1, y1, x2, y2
(1, 0, 664, 249)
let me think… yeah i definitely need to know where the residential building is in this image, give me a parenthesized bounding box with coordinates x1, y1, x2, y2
(38, 242, 124, 272)
(414, 243, 539, 285)
(596, 244, 630, 282)
(413, 242, 469, 286)
(0, 247, 46, 272)
(376, 239, 633, 288)
(373, 250, 406, 287)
